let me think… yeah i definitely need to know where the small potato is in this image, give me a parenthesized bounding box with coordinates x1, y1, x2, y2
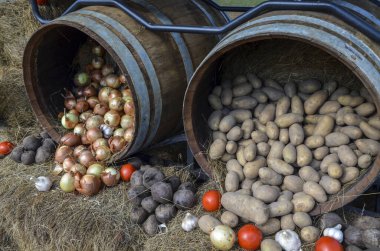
(239, 139, 254, 147)
(259, 104, 276, 125)
(275, 113, 304, 128)
(314, 146, 329, 161)
(330, 86, 350, 101)
(261, 239, 282, 251)
(213, 131, 227, 141)
(257, 142, 270, 156)
(355, 139, 380, 156)
(278, 190, 294, 202)
(313, 115, 335, 136)
(276, 96, 291, 118)
(267, 158, 294, 175)
(233, 75, 247, 85)
(266, 122, 279, 140)
(241, 179, 255, 190)
(226, 141, 237, 154)
(303, 181, 327, 203)
(369, 116, 380, 130)
(253, 119, 267, 133)
(297, 144, 313, 167)
(291, 96, 304, 115)
(281, 214, 296, 230)
(251, 180, 263, 191)
(262, 86, 284, 101)
(208, 94, 223, 110)
(289, 123, 304, 146)
(236, 146, 247, 166)
(319, 101, 341, 114)
(298, 92, 310, 101)
(344, 113, 362, 126)
(229, 109, 252, 123)
(293, 212, 312, 228)
(243, 143, 257, 162)
(336, 107, 353, 126)
(212, 86, 222, 96)
(358, 154, 372, 169)
(226, 126, 243, 141)
(338, 145, 358, 167)
(143, 215, 159, 235)
(251, 90, 268, 103)
(304, 90, 329, 115)
(241, 119, 254, 139)
(221, 211, 239, 228)
(246, 73, 261, 88)
(319, 175, 341, 194)
(225, 171, 239, 192)
(355, 103, 376, 117)
(254, 103, 266, 118)
(226, 159, 244, 181)
(354, 150, 363, 158)
(155, 204, 177, 223)
(269, 201, 294, 217)
(258, 218, 281, 236)
(301, 226, 320, 243)
(304, 124, 316, 136)
(325, 132, 350, 147)
(320, 153, 339, 173)
(221, 88, 233, 106)
(236, 189, 252, 196)
(323, 80, 338, 95)
(198, 215, 222, 234)
(305, 115, 323, 124)
(208, 110, 223, 131)
(299, 79, 321, 94)
(232, 96, 258, 110)
(299, 166, 321, 182)
(265, 79, 282, 90)
(292, 193, 315, 213)
(340, 126, 363, 140)
(259, 167, 283, 186)
(360, 121, 380, 140)
(221, 153, 234, 162)
(305, 135, 324, 149)
(268, 141, 285, 159)
(219, 115, 236, 133)
(244, 157, 266, 179)
(279, 129, 289, 144)
(310, 159, 321, 170)
(283, 143, 296, 164)
(284, 82, 297, 98)
(209, 139, 226, 160)
(253, 185, 280, 203)
(340, 167, 359, 184)
(283, 175, 304, 193)
(337, 95, 364, 107)
(251, 131, 268, 143)
(327, 163, 343, 179)
(232, 83, 253, 97)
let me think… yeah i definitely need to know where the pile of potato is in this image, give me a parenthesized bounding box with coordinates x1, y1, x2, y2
(207, 74, 380, 242)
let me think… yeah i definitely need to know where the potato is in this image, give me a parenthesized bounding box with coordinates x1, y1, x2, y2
(354, 149, 363, 158)
(212, 86, 222, 96)
(327, 163, 343, 179)
(313, 115, 335, 136)
(340, 126, 363, 140)
(268, 141, 285, 159)
(251, 180, 263, 191)
(130, 206, 149, 224)
(314, 146, 329, 160)
(297, 144, 313, 167)
(22, 135, 42, 151)
(151, 182, 173, 204)
(305, 114, 323, 124)
(241, 179, 255, 190)
(259, 104, 276, 125)
(266, 121, 279, 140)
(269, 200, 294, 217)
(291, 96, 304, 115)
(259, 167, 283, 186)
(219, 115, 236, 132)
(254, 103, 266, 118)
(369, 116, 380, 130)
(208, 94, 223, 110)
(247, 73, 262, 88)
(221, 192, 269, 225)
(336, 107, 353, 125)
(244, 157, 266, 179)
(226, 141, 237, 154)
(243, 143, 257, 161)
(143, 215, 159, 235)
(209, 139, 226, 160)
(330, 86, 350, 101)
(319, 212, 344, 230)
(198, 215, 222, 234)
(251, 90, 268, 103)
(221, 211, 239, 228)
(233, 75, 247, 85)
(319, 101, 341, 114)
(35, 148, 51, 164)
(355, 139, 380, 156)
(360, 121, 380, 140)
(230, 109, 252, 123)
(303, 181, 327, 203)
(236, 146, 247, 166)
(304, 90, 329, 115)
(241, 119, 254, 139)
(358, 154, 372, 169)
(155, 204, 177, 223)
(267, 158, 294, 175)
(208, 110, 223, 131)
(275, 96, 291, 117)
(281, 214, 296, 230)
(338, 145, 358, 166)
(355, 103, 375, 117)
(320, 153, 339, 172)
(292, 192, 315, 213)
(325, 132, 350, 147)
(221, 88, 233, 106)
(283, 143, 296, 164)
(213, 131, 227, 141)
(265, 79, 282, 90)
(226, 126, 243, 141)
(293, 212, 312, 228)
(362, 229, 380, 249)
(299, 166, 320, 182)
(253, 119, 267, 133)
(299, 79, 321, 93)
(226, 159, 244, 181)
(310, 159, 321, 170)
(239, 139, 254, 146)
(253, 185, 280, 203)
(304, 135, 324, 149)
(262, 86, 284, 101)
(319, 175, 341, 194)
(289, 123, 304, 146)
(225, 171, 240, 192)
(9, 146, 23, 163)
(130, 170, 144, 187)
(278, 190, 294, 202)
(323, 80, 338, 95)
(21, 151, 36, 165)
(284, 82, 297, 98)
(275, 113, 303, 128)
(279, 129, 289, 144)
(338, 95, 364, 107)
(221, 153, 234, 162)
(353, 216, 380, 230)
(301, 226, 320, 243)
(283, 175, 304, 193)
(258, 218, 281, 236)
(261, 239, 282, 251)
(257, 142, 270, 156)
(304, 124, 315, 136)
(231, 96, 257, 110)
(236, 189, 252, 196)
(340, 167, 359, 184)
(232, 83, 253, 97)
(298, 92, 310, 101)
(344, 113, 362, 126)
(141, 196, 159, 214)
(128, 185, 150, 205)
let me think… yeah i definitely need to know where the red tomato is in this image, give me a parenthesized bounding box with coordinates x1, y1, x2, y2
(120, 164, 136, 181)
(238, 224, 262, 251)
(202, 190, 221, 212)
(0, 141, 14, 155)
(36, 0, 48, 6)
(315, 236, 344, 251)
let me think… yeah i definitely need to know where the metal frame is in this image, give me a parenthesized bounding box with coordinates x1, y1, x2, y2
(29, 0, 380, 42)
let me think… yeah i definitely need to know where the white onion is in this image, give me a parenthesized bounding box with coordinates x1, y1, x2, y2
(210, 225, 236, 251)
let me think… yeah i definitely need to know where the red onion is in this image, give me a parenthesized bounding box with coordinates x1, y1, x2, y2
(74, 72, 90, 87)
(85, 115, 103, 129)
(73, 145, 87, 158)
(98, 87, 112, 104)
(86, 128, 103, 143)
(101, 65, 114, 76)
(94, 103, 109, 116)
(92, 57, 105, 69)
(92, 45, 104, 57)
(61, 113, 79, 129)
(95, 145, 111, 161)
(60, 132, 81, 147)
(83, 85, 97, 97)
(87, 96, 100, 109)
(75, 100, 90, 113)
(63, 157, 76, 172)
(105, 74, 121, 89)
(90, 70, 102, 83)
(74, 173, 101, 196)
(124, 128, 134, 142)
(55, 145, 73, 163)
(120, 114, 134, 129)
(78, 150, 95, 167)
(108, 136, 127, 153)
(64, 98, 77, 110)
(104, 110, 121, 127)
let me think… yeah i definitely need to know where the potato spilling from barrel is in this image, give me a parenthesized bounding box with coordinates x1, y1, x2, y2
(207, 74, 380, 235)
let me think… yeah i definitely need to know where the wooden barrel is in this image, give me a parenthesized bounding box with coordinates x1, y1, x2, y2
(183, 10, 380, 215)
(23, 0, 227, 158)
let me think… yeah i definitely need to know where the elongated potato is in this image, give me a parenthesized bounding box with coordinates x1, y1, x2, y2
(340, 167, 359, 184)
(251, 90, 268, 104)
(289, 123, 304, 146)
(303, 181, 327, 203)
(292, 192, 315, 213)
(278, 190, 294, 202)
(319, 175, 341, 194)
(268, 141, 285, 159)
(219, 115, 236, 133)
(360, 121, 380, 140)
(355, 103, 376, 117)
(327, 163, 343, 179)
(330, 86, 350, 101)
(254, 119, 267, 133)
(304, 90, 329, 115)
(340, 126, 363, 140)
(251, 130, 268, 143)
(247, 73, 262, 88)
(241, 119, 254, 140)
(276, 96, 291, 118)
(209, 139, 226, 160)
(208, 94, 223, 110)
(221, 153, 234, 162)
(258, 218, 281, 236)
(313, 146, 329, 161)
(305, 135, 324, 149)
(226, 126, 243, 141)
(254, 103, 265, 118)
(325, 132, 350, 147)
(299, 166, 320, 182)
(239, 139, 254, 146)
(232, 96, 258, 110)
(243, 157, 266, 179)
(262, 86, 284, 101)
(293, 212, 312, 228)
(338, 145, 358, 167)
(259, 104, 276, 125)
(230, 109, 252, 123)
(369, 116, 380, 130)
(358, 154, 372, 169)
(221, 192, 269, 225)
(355, 139, 380, 156)
(275, 113, 304, 128)
(297, 144, 313, 167)
(323, 80, 338, 95)
(291, 96, 304, 115)
(281, 214, 296, 230)
(305, 115, 322, 124)
(284, 82, 297, 98)
(268, 158, 294, 175)
(259, 167, 283, 186)
(253, 185, 280, 203)
(320, 153, 339, 172)
(213, 131, 227, 141)
(319, 101, 341, 114)
(304, 124, 315, 136)
(336, 107, 353, 126)
(299, 79, 321, 94)
(261, 239, 282, 251)
(283, 143, 297, 164)
(198, 215, 222, 234)
(236, 146, 247, 166)
(283, 175, 304, 193)
(208, 110, 223, 131)
(266, 121, 279, 140)
(226, 141, 237, 154)
(232, 83, 253, 97)
(313, 115, 335, 137)
(338, 95, 364, 107)
(226, 159, 244, 181)
(225, 171, 239, 192)
(344, 113, 362, 126)
(243, 143, 257, 162)
(221, 88, 233, 106)
(279, 129, 289, 144)
(257, 142, 270, 156)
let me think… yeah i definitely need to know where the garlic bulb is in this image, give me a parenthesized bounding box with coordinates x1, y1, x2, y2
(181, 213, 198, 232)
(100, 124, 113, 138)
(323, 224, 344, 243)
(275, 230, 302, 251)
(34, 176, 52, 192)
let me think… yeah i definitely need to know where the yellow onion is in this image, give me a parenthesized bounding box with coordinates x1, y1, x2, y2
(95, 145, 111, 161)
(101, 65, 114, 76)
(121, 88, 132, 99)
(74, 72, 90, 87)
(109, 89, 122, 100)
(124, 128, 134, 142)
(78, 150, 95, 167)
(60, 132, 81, 147)
(86, 128, 103, 143)
(113, 128, 125, 137)
(91, 138, 109, 151)
(71, 163, 87, 175)
(105, 74, 121, 89)
(92, 45, 104, 57)
(74, 173, 101, 196)
(79, 111, 93, 122)
(55, 145, 73, 163)
(87, 163, 105, 177)
(119, 74, 127, 84)
(61, 113, 78, 129)
(81, 133, 91, 145)
(120, 115, 134, 129)
(83, 85, 97, 97)
(75, 100, 90, 113)
(87, 96, 100, 109)
(73, 123, 86, 136)
(104, 110, 121, 127)
(109, 97, 124, 111)
(94, 103, 109, 116)
(123, 97, 135, 116)
(92, 57, 104, 69)
(98, 87, 112, 103)
(100, 78, 107, 87)
(60, 172, 76, 193)
(73, 145, 87, 158)
(90, 69, 102, 83)
(101, 167, 120, 186)
(69, 109, 80, 116)
(64, 97, 76, 110)
(85, 115, 103, 129)
(63, 157, 76, 172)
(108, 136, 126, 153)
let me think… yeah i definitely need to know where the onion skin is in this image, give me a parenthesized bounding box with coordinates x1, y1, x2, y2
(78, 150, 96, 167)
(113, 128, 125, 137)
(95, 145, 111, 161)
(63, 157, 76, 172)
(79, 111, 93, 123)
(105, 74, 121, 89)
(91, 138, 109, 152)
(109, 136, 127, 153)
(210, 225, 236, 251)
(119, 75, 127, 84)
(85, 115, 104, 130)
(74, 173, 101, 196)
(55, 145, 73, 163)
(75, 100, 90, 113)
(87, 163, 105, 178)
(60, 132, 81, 147)
(73, 145, 87, 158)
(101, 167, 120, 186)
(109, 89, 122, 100)
(61, 113, 79, 129)
(83, 85, 97, 97)
(68, 109, 80, 116)
(73, 123, 86, 136)
(104, 110, 121, 127)
(123, 98, 135, 116)
(60, 172, 76, 193)
(98, 87, 112, 104)
(71, 163, 87, 175)
(124, 128, 134, 142)
(87, 96, 100, 109)
(81, 134, 91, 145)
(120, 115, 134, 129)
(64, 98, 76, 110)
(109, 97, 124, 111)
(86, 128, 103, 143)
(121, 89, 132, 99)
(94, 103, 109, 116)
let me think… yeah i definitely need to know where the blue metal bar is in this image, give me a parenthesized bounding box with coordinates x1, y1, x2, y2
(29, 0, 380, 43)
